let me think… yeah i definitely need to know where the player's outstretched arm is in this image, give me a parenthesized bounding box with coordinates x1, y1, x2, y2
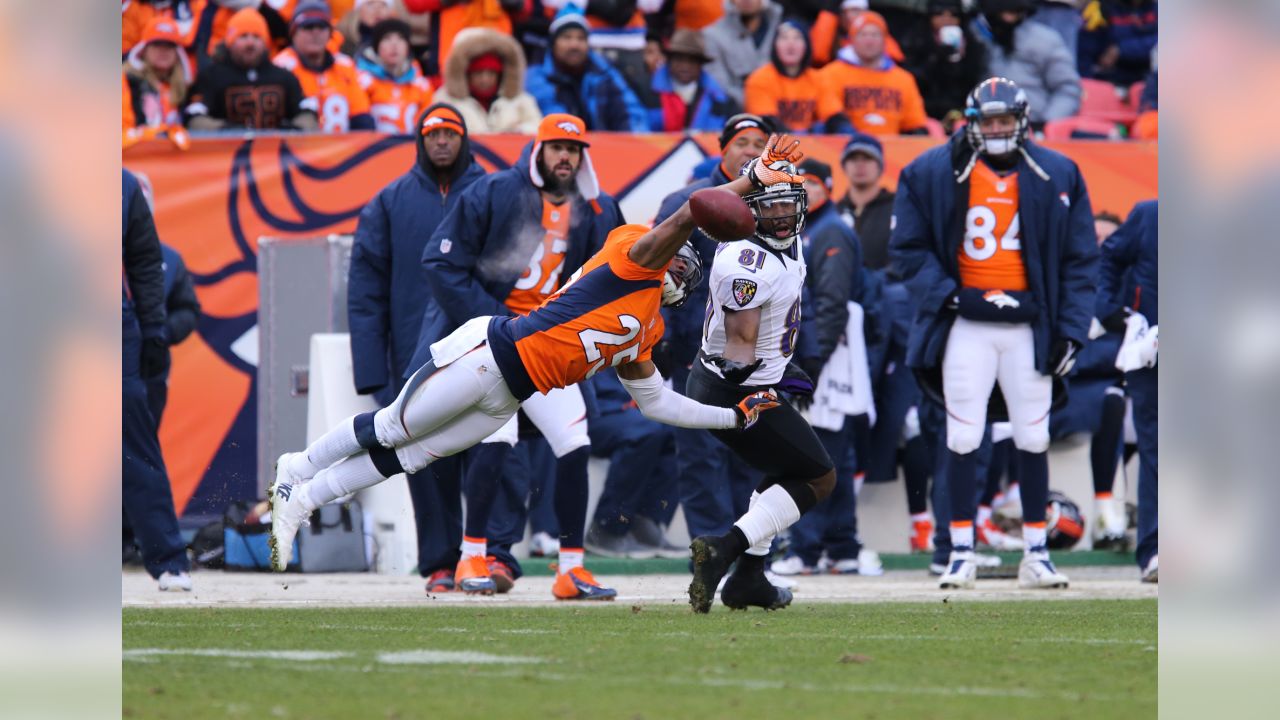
(616, 360, 779, 430)
(706, 305, 763, 384)
(627, 134, 805, 270)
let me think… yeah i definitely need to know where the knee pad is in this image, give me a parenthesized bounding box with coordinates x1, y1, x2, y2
(946, 425, 983, 455)
(1013, 425, 1050, 454)
(809, 469, 837, 502)
(394, 441, 442, 475)
(374, 407, 410, 448)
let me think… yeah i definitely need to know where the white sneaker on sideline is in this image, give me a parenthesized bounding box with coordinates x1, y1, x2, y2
(939, 550, 977, 589)
(769, 555, 816, 576)
(268, 480, 312, 572)
(856, 549, 884, 576)
(978, 519, 1024, 552)
(1141, 555, 1158, 583)
(1018, 550, 1070, 589)
(528, 531, 560, 558)
(973, 552, 1002, 568)
(158, 571, 192, 592)
(765, 570, 799, 590)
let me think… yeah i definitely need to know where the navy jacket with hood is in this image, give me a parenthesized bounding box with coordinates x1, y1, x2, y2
(347, 103, 487, 402)
(890, 133, 1098, 375)
(407, 141, 624, 373)
(1097, 199, 1157, 326)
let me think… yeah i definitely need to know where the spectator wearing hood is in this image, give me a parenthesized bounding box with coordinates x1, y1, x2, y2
(356, 19, 436, 133)
(702, 0, 783, 108)
(817, 11, 927, 135)
(433, 28, 543, 133)
(274, 1, 375, 132)
(644, 29, 737, 131)
(184, 8, 318, 130)
(125, 17, 195, 127)
(974, 0, 1080, 124)
(347, 104, 486, 594)
(338, 0, 403, 56)
(526, 11, 648, 131)
(744, 19, 822, 132)
(899, 0, 988, 123)
(413, 113, 625, 595)
(402, 0, 531, 78)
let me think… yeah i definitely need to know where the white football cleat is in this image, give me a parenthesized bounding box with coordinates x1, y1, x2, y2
(1018, 550, 1070, 589)
(1141, 555, 1158, 583)
(977, 519, 1025, 551)
(1093, 495, 1129, 549)
(939, 550, 977, 589)
(268, 479, 312, 572)
(275, 452, 305, 489)
(158, 571, 192, 592)
(856, 549, 884, 576)
(764, 570, 799, 590)
(770, 555, 817, 576)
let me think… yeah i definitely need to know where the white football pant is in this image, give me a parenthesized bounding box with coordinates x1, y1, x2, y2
(942, 317, 1051, 455)
(480, 384, 591, 458)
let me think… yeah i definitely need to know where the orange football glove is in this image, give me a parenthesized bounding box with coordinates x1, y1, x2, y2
(733, 390, 781, 430)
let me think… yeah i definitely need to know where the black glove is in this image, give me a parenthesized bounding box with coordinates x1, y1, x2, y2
(708, 355, 762, 384)
(1049, 338, 1081, 378)
(140, 337, 171, 380)
(778, 361, 815, 411)
(1101, 307, 1130, 334)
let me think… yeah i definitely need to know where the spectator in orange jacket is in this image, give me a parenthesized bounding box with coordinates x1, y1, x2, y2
(122, 0, 205, 57)
(274, 1, 375, 132)
(817, 11, 927, 135)
(124, 17, 195, 127)
(810, 0, 905, 68)
(356, 19, 437, 133)
(743, 19, 822, 132)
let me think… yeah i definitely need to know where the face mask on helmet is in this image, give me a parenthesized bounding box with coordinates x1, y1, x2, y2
(661, 242, 704, 307)
(743, 180, 808, 251)
(964, 78, 1030, 158)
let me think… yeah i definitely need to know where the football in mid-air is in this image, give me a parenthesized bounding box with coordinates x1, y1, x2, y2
(690, 187, 755, 241)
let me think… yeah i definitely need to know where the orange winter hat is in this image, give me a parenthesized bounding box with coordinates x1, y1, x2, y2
(225, 9, 271, 45)
(536, 113, 589, 147)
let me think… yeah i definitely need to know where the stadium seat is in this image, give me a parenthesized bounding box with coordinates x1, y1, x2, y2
(1079, 78, 1138, 124)
(1042, 116, 1121, 141)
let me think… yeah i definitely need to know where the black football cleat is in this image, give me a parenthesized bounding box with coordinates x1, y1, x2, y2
(688, 536, 734, 614)
(721, 565, 794, 611)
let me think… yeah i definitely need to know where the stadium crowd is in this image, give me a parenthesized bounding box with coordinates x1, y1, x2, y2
(122, 0, 1158, 140)
(121, 0, 1158, 596)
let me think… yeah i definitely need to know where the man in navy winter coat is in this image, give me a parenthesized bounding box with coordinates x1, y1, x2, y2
(123, 169, 191, 591)
(347, 104, 486, 594)
(525, 11, 648, 132)
(1096, 199, 1157, 582)
(891, 78, 1097, 590)
(412, 113, 625, 599)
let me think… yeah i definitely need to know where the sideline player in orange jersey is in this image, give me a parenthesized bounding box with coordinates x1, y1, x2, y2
(891, 78, 1097, 591)
(267, 135, 810, 583)
(273, 1, 374, 132)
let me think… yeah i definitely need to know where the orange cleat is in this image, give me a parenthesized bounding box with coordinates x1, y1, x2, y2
(910, 518, 935, 553)
(487, 556, 515, 594)
(454, 555, 497, 595)
(425, 568, 455, 594)
(552, 567, 617, 601)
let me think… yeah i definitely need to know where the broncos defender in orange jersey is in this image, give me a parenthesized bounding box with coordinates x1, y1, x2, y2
(266, 135, 811, 581)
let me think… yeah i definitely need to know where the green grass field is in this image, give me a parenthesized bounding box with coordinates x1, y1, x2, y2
(123, 599, 1156, 719)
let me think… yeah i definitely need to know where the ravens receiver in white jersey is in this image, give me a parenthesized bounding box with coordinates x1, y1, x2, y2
(685, 157, 838, 613)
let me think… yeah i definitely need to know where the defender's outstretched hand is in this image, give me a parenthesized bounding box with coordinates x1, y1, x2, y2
(745, 133, 805, 188)
(734, 391, 781, 430)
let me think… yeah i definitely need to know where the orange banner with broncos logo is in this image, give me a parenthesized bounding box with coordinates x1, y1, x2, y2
(124, 133, 1156, 516)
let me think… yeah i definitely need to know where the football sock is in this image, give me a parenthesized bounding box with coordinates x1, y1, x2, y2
(461, 536, 486, 559)
(902, 436, 931, 515)
(1023, 522, 1047, 552)
(558, 548, 584, 574)
(307, 452, 383, 506)
(911, 511, 932, 524)
(463, 443, 508, 539)
(743, 491, 772, 557)
(731, 484, 802, 551)
(1017, 450, 1049, 524)
(949, 521, 974, 552)
(1092, 390, 1126, 495)
(947, 449, 978, 525)
(554, 448, 590, 552)
(292, 415, 361, 479)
